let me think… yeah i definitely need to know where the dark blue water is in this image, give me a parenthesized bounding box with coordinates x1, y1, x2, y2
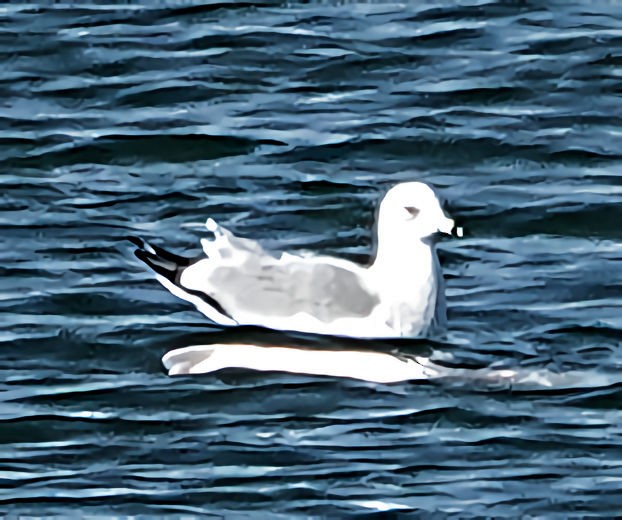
(2, 2, 622, 516)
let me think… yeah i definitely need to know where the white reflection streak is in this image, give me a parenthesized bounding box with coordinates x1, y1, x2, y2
(163, 344, 439, 384)
(163, 344, 620, 389)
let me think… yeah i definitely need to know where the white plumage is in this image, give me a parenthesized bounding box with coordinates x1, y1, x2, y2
(134, 182, 460, 339)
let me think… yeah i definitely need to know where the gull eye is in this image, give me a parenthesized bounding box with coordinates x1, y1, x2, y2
(405, 206, 420, 218)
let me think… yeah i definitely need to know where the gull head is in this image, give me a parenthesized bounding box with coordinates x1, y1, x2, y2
(378, 182, 461, 239)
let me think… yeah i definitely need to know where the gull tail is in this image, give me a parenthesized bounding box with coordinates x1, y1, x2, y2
(130, 236, 237, 326)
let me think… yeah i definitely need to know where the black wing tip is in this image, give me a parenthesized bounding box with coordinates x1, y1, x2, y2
(131, 236, 193, 285)
(126, 235, 146, 249)
(130, 236, 199, 267)
(134, 248, 181, 284)
(131, 237, 234, 322)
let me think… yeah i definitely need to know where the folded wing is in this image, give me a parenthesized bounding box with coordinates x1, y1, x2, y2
(181, 254, 381, 325)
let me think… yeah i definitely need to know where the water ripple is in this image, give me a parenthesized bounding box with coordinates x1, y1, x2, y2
(2, 1, 622, 516)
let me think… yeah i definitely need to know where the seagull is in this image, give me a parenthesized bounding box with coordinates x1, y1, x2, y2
(132, 182, 461, 339)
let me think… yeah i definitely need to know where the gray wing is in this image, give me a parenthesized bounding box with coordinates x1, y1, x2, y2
(206, 258, 381, 323)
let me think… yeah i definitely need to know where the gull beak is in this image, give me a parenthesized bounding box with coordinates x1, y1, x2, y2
(439, 216, 463, 237)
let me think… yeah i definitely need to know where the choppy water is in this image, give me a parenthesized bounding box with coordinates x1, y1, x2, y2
(2, 2, 622, 516)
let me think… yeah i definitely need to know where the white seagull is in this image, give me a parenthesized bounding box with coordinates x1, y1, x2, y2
(133, 182, 461, 339)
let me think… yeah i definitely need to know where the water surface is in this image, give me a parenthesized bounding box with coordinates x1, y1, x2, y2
(2, 2, 622, 516)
